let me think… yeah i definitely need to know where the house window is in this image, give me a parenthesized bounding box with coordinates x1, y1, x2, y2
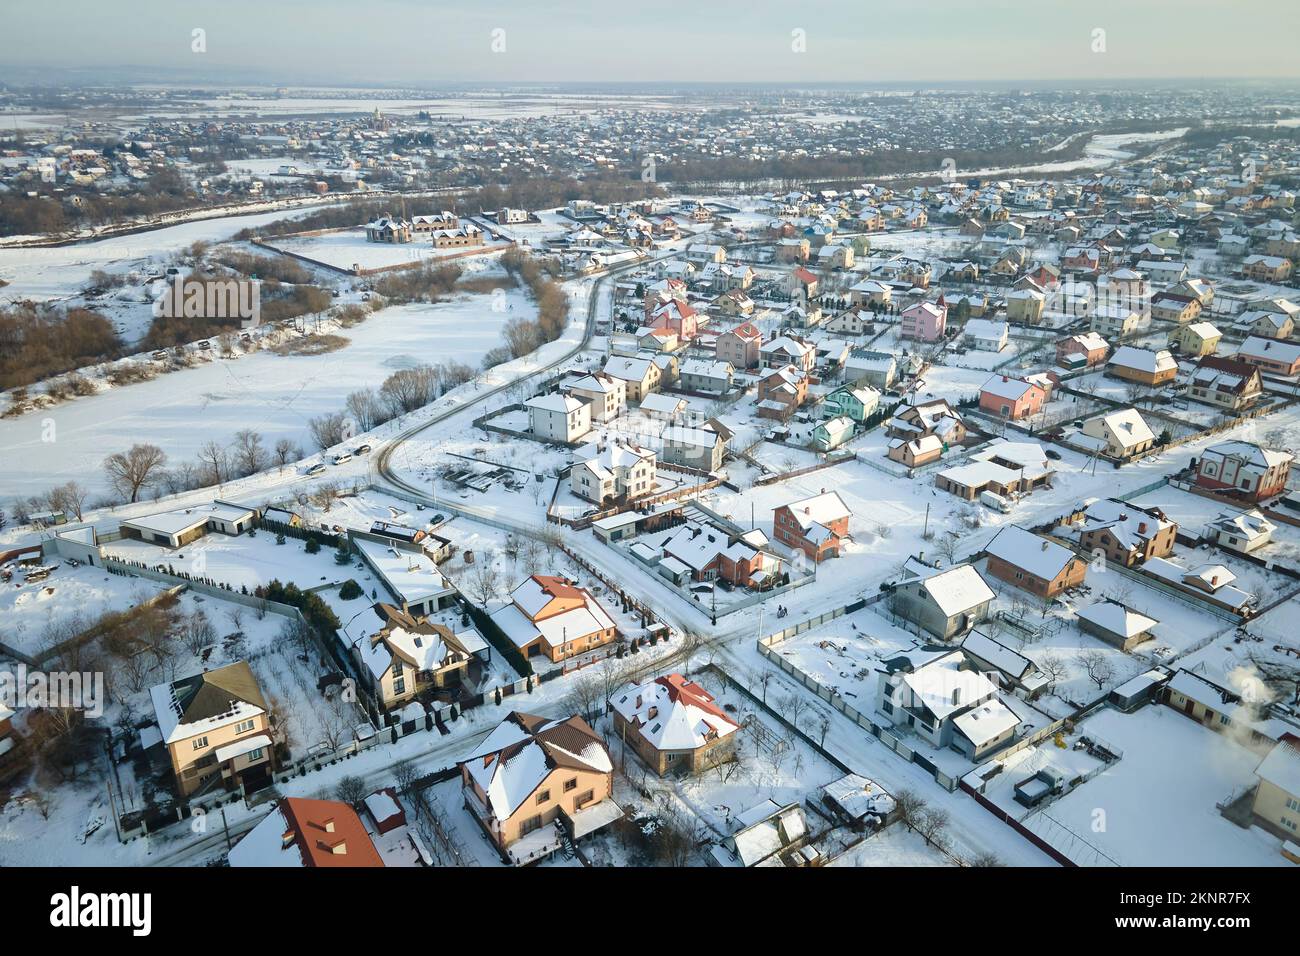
(520, 814, 543, 835)
(576, 790, 595, 807)
(392, 677, 406, 695)
(537, 789, 550, 805)
(563, 778, 577, 792)
(246, 748, 264, 762)
(235, 719, 255, 734)
(192, 736, 208, 750)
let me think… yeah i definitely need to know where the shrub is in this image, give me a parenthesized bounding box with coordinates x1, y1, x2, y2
(338, 579, 363, 601)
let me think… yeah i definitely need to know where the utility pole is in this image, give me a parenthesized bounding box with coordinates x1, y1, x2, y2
(923, 502, 930, 538)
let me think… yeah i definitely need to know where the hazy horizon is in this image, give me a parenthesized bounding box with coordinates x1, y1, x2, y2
(5, 0, 1300, 87)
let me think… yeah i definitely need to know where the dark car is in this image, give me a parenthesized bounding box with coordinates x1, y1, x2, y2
(1045, 449, 1062, 460)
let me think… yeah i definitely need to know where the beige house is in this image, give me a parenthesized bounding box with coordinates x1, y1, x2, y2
(1006, 288, 1046, 324)
(570, 440, 657, 504)
(1169, 321, 1221, 357)
(149, 661, 275, 797)
(1080, 408, 1156, 458)
(565, 372, 626, 423)
(459, 711, 620, 863)
(603, 355, 662, 403)
(349, 603, 483, 710)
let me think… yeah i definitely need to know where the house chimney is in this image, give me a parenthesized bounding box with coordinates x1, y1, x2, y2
(1138, 521, 1148, 534)
(952, 687, 962, 706)
(1210, 574, 1219, 586)
(1041, 540, 1049, 551)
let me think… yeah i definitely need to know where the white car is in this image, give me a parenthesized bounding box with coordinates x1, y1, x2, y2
(305, 463, 327, 476)
(333, 453, 353, 465)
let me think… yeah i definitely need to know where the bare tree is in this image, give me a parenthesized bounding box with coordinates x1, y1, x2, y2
(103, 443, 168, 502)
(334, 774, 369, 807)
(273, 438, 296, 470)
(915, 806, 951, 849)
(565, 671, 605, 723)
(1076, 650, 1116, 691)
(346, 388, 385, 431)
(308, 412, 350, 451)
(45, 480, 91, 521)
(468, 563, 501, 607)
(392, 757, 420, 795)
(231, 429, 267, 477)
(196, 440, 229, 485)
(1038, 653, 1069, 688)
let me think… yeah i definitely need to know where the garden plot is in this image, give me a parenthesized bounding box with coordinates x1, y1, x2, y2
(0, 560, 170, 659)
(262, 229, 511, 272)
(599, 675, 843, 850)
(962, 728, 1112, 821)
(430, 517, 656, 675)
(1177, 590, 1300, 693)
(0, 291, 521, 500)
(1040, 705, 1291, 867)
(248, 640, 364, 757)
(908, 364, 998, 404)
(101, 527, 376, 597)
(770, 605, 924, 705)
(975, 558, 1236, 712)
(826, 824, 957, 866)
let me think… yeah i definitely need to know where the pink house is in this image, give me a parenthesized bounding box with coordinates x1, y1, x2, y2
(979, 375, 1047, 420)
(649, 299, 698, 342)
(900, 300, 947, 342)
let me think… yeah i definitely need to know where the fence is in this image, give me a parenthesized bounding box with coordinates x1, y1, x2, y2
(752, 596, 963, 793)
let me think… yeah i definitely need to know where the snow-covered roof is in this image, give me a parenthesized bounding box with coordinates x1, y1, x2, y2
(1077, 600, 1159, 639)
(985, 526, 1078, 582)
(461, 712, 612, 822)
(952, 699, 1021, 749)
(610, 674, 739, 752)
(1254, 736, 1300, 797)
(902, 562, 996, 617)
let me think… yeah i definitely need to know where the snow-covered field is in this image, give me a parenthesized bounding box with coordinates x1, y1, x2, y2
(263, 229, 511, 272)
(0, 291, 521, 500)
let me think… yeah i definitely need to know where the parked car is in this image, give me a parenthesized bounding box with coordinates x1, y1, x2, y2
(1045, 448, 1062, 460)
(305, 463, 327, 476)
(333, 453, 353, 465)
(354, 444, 372, 454)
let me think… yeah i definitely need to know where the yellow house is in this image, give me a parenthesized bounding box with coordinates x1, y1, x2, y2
(1251, 735, 1300, 841)
(459, 711, 621, 864)
(149, 660, 275, 797)
(1169, 321, 1221, 357)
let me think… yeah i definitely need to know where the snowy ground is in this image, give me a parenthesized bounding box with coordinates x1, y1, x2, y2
(0, 559, 169, 658)
(1040, 705, 1290, 867)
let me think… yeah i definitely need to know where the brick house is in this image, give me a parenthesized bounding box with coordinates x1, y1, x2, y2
(773, 491, 851, 562)
(610, 674, 740, 776)
(983, 526, 1087, 598)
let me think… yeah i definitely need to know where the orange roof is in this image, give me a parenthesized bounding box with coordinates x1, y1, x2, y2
(793, 267, 817, 284)
(279, 797, 384, 868)
(658, 674, 737, 729)
(728, 322, 762, 340)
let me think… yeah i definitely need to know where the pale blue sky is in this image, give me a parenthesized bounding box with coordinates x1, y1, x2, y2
(5, 0, 1299, 85)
